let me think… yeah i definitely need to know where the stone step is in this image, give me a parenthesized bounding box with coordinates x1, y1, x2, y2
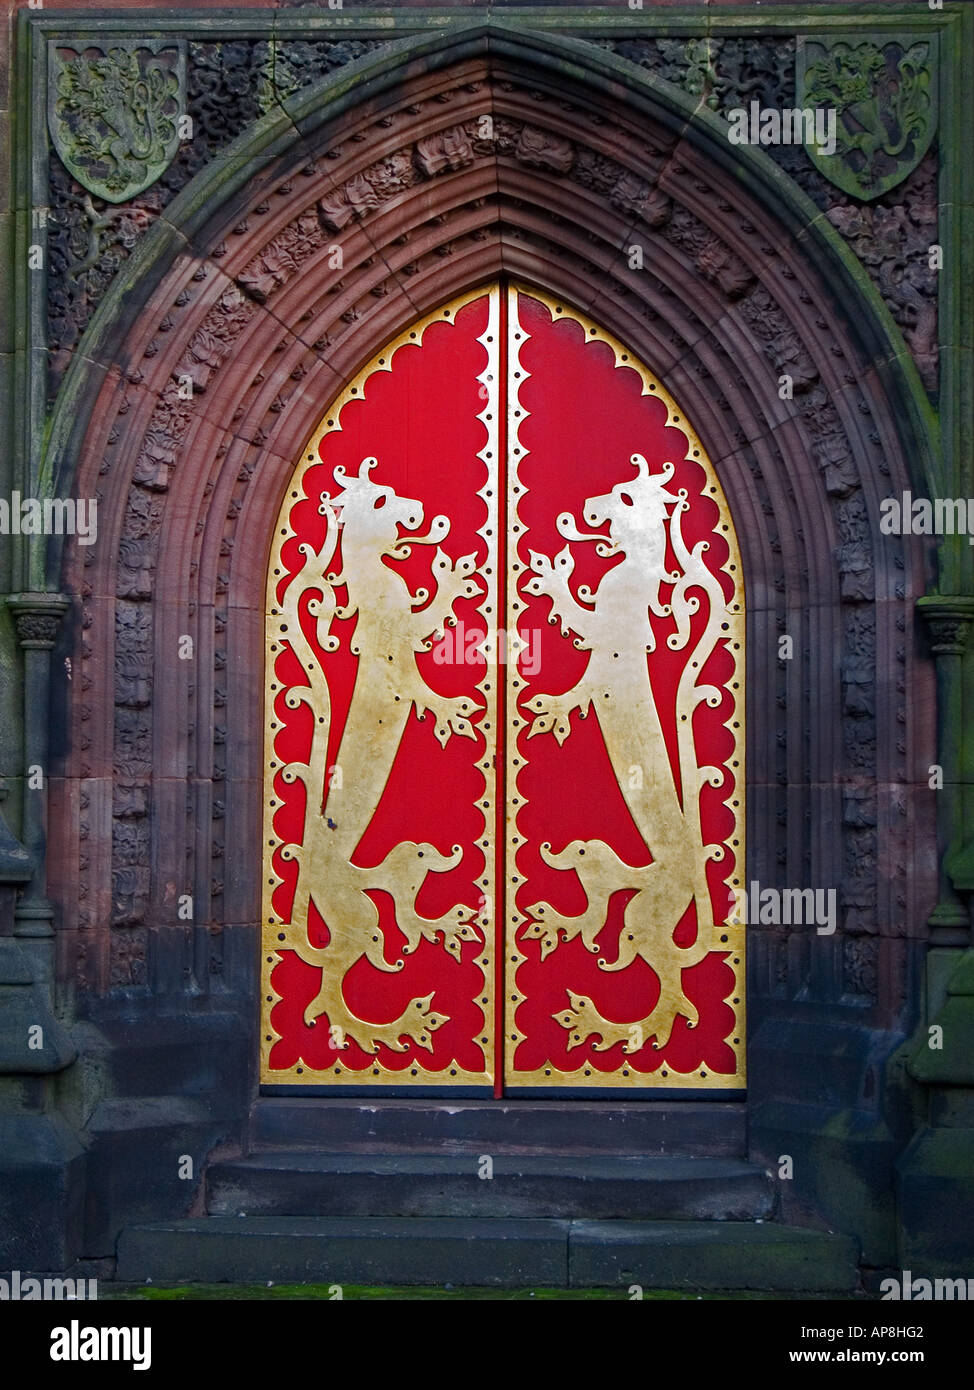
(251, 1098, 746, 1157)
(206, 1153, 774, 1220)
(116, 1217, 859, 1291)
(572, 1220, 860, 1293)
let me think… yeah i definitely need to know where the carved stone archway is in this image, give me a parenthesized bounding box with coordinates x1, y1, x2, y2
(45, 24, 936, 1239)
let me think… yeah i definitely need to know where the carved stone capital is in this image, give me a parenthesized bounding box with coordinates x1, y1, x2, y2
(917, 595, 974, 657)
(7, 594, 70, 651)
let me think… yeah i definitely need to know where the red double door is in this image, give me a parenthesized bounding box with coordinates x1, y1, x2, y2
(261, 283, 745, 1093)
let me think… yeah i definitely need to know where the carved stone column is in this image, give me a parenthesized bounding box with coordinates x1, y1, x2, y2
(898, 598, 974, 1272)
(6, 594, 70, 953)
(0, 596, 81, 1271)
(916, 595, 974, 950)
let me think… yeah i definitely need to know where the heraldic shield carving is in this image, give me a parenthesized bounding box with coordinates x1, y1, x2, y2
(261, 284, 745, 1091)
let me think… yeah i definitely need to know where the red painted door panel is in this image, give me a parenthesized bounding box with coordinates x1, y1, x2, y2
(503, 287, 744, 1089)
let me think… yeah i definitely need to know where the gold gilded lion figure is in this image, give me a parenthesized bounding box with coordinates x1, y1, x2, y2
(274, 457, 484, 1054)
(522, 452, 733, 1051)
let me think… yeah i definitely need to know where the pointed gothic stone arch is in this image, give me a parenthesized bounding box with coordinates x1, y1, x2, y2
(44, 27, 935, 1128)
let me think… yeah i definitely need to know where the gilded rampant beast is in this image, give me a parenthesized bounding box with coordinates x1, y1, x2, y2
(274, 458, 483, 1053)
(522, 453, 735, 1050)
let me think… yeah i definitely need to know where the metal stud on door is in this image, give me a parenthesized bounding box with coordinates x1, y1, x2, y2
(261, 283, 745, 1091)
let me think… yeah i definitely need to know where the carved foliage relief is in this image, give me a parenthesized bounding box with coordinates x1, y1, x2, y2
(46, 35, 940, 399)
(602, 35, 939, 393)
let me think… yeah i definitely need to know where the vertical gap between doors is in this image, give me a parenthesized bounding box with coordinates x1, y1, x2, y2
(493, 280, 509, 1098)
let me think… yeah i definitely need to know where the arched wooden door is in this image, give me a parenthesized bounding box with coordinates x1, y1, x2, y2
(261, 283, 745, 1093)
